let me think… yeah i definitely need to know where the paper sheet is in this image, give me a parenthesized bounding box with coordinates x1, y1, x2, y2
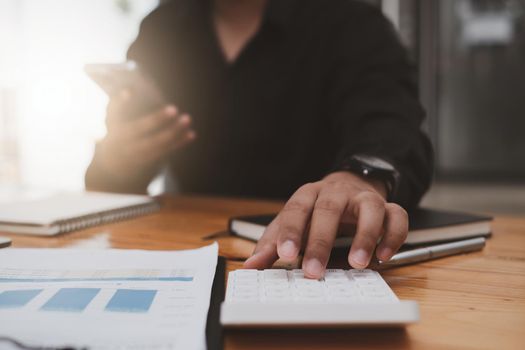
(0, 191, 156, 225)
(0, 243, 218, 350)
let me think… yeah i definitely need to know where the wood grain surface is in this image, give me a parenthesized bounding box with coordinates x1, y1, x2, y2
(2, 195, 524, 350)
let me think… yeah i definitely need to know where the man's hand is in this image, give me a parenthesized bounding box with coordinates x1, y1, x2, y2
(98, 90, 195, 178)
(85, 89, 196, 193)
(243, 171, 408, 279)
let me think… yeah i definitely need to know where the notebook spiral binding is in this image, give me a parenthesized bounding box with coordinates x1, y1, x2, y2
(55, 202, 160, 234)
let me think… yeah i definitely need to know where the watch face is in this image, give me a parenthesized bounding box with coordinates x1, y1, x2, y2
(353, 155, 395, 171)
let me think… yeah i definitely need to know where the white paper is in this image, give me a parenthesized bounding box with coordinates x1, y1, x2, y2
(0, 243, 219, 350)
(0, 191, 155, 225)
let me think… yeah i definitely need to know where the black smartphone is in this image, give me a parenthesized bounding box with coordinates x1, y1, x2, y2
(85, 61, 166, 117)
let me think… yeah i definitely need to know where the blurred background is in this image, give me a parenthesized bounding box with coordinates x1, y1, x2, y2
(0, 0, 524, 215)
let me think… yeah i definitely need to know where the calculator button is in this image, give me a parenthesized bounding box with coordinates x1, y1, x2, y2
(232, 290, 259, 297)
(295, 289, 324, 300)
(324, 270, 346, 280)
(234, 272, 259, 282)
(325, 278, 351, 286)
(230, 295, 260, 303)
(263, 269, 288, 280)
(294, 279, 322, 286)
(263, 280, 288, 288)
(234, 269, 258, 276)
(294, 295, 326, 303)
(265, 292, 291, 300)
(358, 288, 391, 300)
(355, 279, 383, 286)
(327, 286, 356, 294)
(265, 291, 290, 298)
(351, 269, 375, 275)
(330, 296, 361, 303)
(326, 269, 344, 273)
(263, 296, 292, 303)
(233, 284, 259, 292)
(265, 285, 290, 294)
(348, 270, 378, 281)
(233, 279, 259, 287)
(290, 270, 305, 278)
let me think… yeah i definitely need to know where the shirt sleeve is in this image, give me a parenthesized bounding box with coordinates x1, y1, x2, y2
(328, 6, 434, 209)
(126, 1, 178, 80)
(126, 1, 194, 112)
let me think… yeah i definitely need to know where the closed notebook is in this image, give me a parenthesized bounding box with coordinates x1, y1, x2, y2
(0, 191, 160, 236)
(229, 208, 492, 247)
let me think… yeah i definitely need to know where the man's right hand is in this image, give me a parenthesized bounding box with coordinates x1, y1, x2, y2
(86, 90, 195, 193)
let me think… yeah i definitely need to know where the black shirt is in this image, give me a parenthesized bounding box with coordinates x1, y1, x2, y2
(127, 0, 433, 208)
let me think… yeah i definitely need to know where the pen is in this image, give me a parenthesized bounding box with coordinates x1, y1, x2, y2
(378, 237, 486, 268)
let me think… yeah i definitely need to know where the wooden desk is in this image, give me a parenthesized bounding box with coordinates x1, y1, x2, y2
(4, 195, 525, 350)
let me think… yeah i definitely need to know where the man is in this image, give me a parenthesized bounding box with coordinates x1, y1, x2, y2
(85, 0, 433, 279)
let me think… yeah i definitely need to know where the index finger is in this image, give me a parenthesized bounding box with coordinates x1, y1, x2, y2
(276, 183, 320, 261)
(243, 215, 281, 269)
(302, 189, 347, 279)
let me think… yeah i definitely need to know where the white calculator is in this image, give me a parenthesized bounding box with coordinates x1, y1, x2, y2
(220, 269, 419, 327)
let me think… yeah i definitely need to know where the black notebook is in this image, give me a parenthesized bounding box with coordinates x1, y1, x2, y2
(229, 208, 492, 247)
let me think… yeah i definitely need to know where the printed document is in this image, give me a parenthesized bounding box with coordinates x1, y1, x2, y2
(0, 243, 218, 349)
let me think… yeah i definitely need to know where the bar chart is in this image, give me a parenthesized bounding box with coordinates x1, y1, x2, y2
(0, 268, 194, 314)
(0, 244, 219, 349)
(0, 287, 158, 313)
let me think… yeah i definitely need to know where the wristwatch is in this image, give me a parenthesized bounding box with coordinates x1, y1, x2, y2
(341, 154, 400, 201)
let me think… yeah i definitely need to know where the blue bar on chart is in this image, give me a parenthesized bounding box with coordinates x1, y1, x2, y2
(0, 289, 43, 309)
(105, 289, 157, 313)
(41, 288, 100, 312)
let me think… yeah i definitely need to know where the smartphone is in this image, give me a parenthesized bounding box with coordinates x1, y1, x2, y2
(85, 61, 166, 116)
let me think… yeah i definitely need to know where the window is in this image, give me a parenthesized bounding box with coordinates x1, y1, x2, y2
(0, 0, 158, 191)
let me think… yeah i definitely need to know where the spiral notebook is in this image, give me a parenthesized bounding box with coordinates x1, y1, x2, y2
(0, 191, 159, 236)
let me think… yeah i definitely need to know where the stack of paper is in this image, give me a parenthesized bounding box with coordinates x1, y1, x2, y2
(0, 243, 218, 349)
